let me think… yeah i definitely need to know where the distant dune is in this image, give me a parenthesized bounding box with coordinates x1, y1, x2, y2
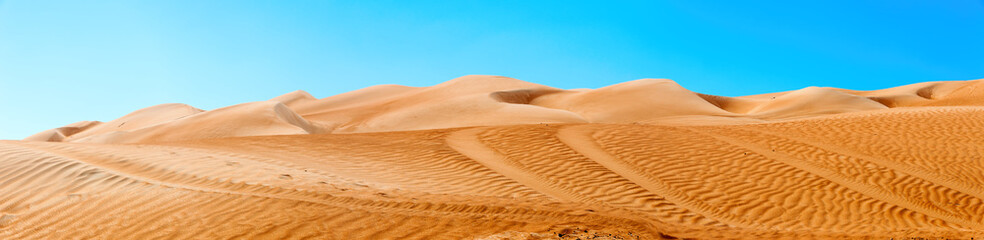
(4, 75, 984, 239)
(25, 75, 984, 144)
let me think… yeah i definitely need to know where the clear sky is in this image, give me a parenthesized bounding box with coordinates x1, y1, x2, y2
(1, 1, 982, 139)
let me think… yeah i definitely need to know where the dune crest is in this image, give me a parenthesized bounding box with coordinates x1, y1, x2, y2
(61, 103, 203, 142)
(21, 121, 101, 142)
(72, 101, 322, 144)
(530, 79, 735, 122)
(269, 90, 317, 107)
(745, 86, 889, 119)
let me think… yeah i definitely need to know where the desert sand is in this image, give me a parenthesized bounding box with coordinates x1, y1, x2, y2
(5, 75, 984, 239)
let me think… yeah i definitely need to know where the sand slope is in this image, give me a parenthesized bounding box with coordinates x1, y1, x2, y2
(5, 76, 984, 239)
(73, 101, 324, 144)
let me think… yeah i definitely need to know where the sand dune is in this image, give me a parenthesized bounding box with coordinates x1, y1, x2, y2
(744, 86, 888, 119)
(22, 121, 101, 142)
(62, 103, 203, 142)
(297, 75, 586, 133)
(270, 90, 318, 107)
(530, 79, 736, 123)
(29, 76, 984, 144)
(5, 76, 984, 239)
(72, 101, 324, 144)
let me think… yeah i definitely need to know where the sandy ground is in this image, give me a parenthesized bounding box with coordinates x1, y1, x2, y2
(5, 75, 984, 239)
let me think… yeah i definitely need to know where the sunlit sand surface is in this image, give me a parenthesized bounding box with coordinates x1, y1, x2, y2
(6, 75, 984, 239)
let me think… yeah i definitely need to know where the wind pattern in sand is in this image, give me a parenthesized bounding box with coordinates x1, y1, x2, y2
(5, 76, 984, 239)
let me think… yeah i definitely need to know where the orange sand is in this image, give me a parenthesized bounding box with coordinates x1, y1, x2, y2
(5, 75, 984, 239)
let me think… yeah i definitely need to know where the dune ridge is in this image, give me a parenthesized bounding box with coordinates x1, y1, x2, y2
(4, 76, 984, 239)
(25, 75, 984, 144)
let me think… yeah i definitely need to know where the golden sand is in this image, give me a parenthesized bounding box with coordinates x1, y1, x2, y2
(6, 75, 984, 239)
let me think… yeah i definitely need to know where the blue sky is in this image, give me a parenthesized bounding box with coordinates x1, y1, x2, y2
(1, 1, 982, 139)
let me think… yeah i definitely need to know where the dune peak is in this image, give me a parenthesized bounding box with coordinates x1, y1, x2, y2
(432, 75, 549, 92)
(271, 89, 315, 101)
